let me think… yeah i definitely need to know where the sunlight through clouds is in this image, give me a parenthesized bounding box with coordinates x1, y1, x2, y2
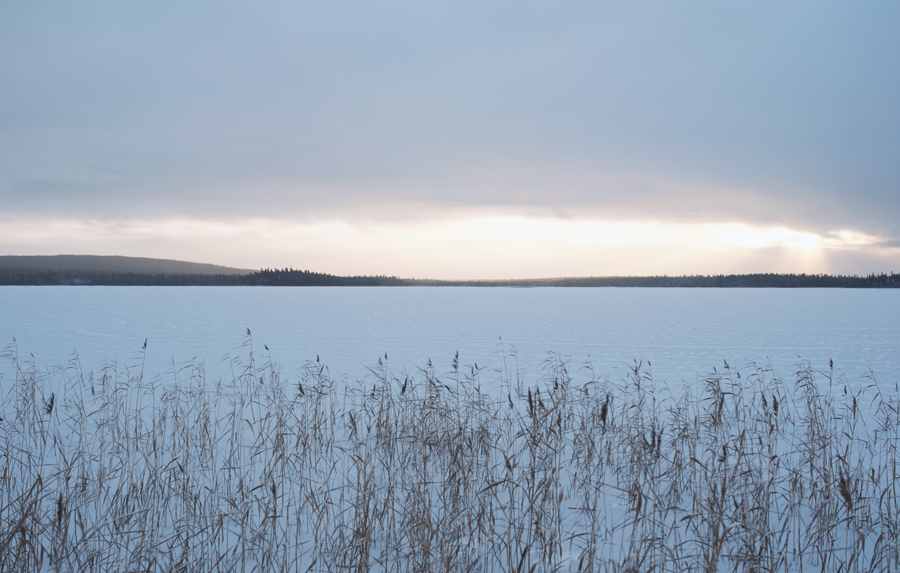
(704, 225, 824, 250)
(0, 216, 892, 279)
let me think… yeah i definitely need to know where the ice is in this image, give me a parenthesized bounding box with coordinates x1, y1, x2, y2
(1, 286, 897, 394)
(2, 284, 899, 570)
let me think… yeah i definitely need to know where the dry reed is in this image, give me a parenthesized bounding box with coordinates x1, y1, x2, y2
(0, 338, 897, 572)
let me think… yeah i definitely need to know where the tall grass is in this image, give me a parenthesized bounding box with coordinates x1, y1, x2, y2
(1, 338, 897, 572)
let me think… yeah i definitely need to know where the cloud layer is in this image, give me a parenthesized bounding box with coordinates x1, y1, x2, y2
(2, 1, 898, 275)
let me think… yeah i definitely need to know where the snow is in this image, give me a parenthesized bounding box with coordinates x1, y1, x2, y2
(1, 286, 898, 571)
(1, 286, 897, 394)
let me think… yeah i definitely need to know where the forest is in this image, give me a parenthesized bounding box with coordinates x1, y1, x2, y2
(0, 267, 898, 287)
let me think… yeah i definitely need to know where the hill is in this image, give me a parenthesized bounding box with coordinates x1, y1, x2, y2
(0, 257, 403, 286)
(0, 255, 253, 275)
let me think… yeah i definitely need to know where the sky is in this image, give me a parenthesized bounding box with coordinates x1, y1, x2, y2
(1, 1, 899, 279)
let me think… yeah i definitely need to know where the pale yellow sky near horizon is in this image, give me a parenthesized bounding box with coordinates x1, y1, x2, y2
(1, 215, 895, 280)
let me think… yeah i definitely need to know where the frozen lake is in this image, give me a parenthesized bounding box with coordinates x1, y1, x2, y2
(3, 285, 900, 571)
(1, 286, 898, 394)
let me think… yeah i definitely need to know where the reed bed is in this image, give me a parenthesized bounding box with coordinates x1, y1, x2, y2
(1, 337, 898, 572)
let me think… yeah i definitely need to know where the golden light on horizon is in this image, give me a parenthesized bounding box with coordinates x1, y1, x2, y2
(0, 215, 891, 279)
(705, 225, 824, 251)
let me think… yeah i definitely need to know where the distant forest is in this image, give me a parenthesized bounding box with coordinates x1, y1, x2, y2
(0, 267, 404, 286)
(0, 267, 898, 288)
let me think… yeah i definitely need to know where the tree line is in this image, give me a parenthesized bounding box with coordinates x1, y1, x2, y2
(0, 267, 897, 288)
(419, 273, 900, 288)
(0, 267, 405, 286)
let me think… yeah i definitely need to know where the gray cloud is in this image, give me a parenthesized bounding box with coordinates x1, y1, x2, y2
(1, 1, 899, 239)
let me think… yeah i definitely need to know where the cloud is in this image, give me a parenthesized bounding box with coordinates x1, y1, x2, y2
(1, 1, 899, 272)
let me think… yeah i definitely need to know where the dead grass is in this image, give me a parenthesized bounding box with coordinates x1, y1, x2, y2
(0, 338, 897, 572)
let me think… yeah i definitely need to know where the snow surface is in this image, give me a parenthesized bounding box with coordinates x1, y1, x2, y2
(1, 286, 899, 571)
(0, 286, 897, 395)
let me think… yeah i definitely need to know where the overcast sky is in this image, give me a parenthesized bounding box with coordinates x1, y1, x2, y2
(2, 1, 898, 278)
